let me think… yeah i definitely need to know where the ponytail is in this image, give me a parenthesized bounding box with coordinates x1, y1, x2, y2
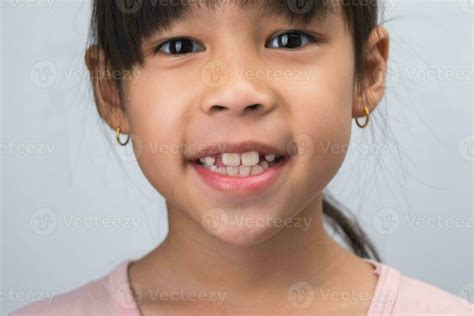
(322, 193, 381, 261)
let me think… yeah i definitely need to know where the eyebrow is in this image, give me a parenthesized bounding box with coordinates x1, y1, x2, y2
(147, 0, 337, 37)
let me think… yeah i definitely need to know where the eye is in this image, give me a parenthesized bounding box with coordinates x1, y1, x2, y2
(266, 30, 318, 50)
(154, 37, 204, 56)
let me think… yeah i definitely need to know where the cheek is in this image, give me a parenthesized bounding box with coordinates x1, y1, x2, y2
(123, 70, 192, 197)
(278, 57, 354, 195)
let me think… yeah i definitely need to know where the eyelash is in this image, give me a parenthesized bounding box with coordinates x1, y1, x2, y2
(154, 30, 319, 56)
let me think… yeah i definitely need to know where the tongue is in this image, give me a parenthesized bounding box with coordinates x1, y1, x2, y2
(215, 155, 227, 168)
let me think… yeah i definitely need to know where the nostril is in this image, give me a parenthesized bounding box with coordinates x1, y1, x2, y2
(245, 104, 261, 112)
(211, 105, 227, 112)
(209, 104, 262, 114)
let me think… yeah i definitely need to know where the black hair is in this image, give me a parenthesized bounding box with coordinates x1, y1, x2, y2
(87, 0, 382, 261)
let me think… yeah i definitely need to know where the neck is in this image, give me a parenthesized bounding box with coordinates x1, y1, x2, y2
(140, 195, 351, 294)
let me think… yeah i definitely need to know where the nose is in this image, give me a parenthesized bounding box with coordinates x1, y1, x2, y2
(199, 63, 278, 118)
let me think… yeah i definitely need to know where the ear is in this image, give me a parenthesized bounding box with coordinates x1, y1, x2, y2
(353, 25, 390, 119)
(85, 46, 130, 134)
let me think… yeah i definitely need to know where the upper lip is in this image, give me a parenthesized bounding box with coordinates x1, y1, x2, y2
(185, 141, 288, 161)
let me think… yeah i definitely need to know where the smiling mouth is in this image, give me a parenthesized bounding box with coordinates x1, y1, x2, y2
(190, 151, 287, 178)
(185, 140, 292, 193)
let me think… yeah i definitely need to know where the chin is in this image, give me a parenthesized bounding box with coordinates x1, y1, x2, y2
(200, 209, 286, 248)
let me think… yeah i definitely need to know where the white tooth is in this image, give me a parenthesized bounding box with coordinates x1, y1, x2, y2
(217, 167, 226, 175)
(210, 165, 218, 172)
(250, 165, 264, 175)
(226, 166, 239, 176)
(221, 153, 241, 167)
(260, 161, 269, 170)
(241, 151, 260, 167)
(239, 165, 251, 177)
(200, 156, 215, 166)
(265, 154, 275, 162)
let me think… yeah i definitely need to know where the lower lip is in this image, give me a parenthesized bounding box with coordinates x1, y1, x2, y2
(191, 158, 289, 194)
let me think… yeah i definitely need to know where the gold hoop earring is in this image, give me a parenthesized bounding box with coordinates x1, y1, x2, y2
(355, 106, 370, 128)
(115, 127, 130, 146)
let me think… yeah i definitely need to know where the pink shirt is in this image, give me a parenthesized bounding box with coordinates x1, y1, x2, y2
(12, 259, 474, 315)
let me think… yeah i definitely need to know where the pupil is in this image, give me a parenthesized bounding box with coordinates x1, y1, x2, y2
(279, 33, 301, 48)
(171, 39, 192, 54)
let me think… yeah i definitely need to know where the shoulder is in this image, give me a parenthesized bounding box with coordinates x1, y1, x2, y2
(11, 276, 112, 316)
(364, 259, 474, 316)
(395, 273, 474, 315)
(11, 261, 140, 316)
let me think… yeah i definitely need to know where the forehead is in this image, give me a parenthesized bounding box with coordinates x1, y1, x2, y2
(146, 0, 339, 35)
(184, 0, 337, 20)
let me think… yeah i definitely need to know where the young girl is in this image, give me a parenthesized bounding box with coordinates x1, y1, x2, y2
(13, 0, 473, 315)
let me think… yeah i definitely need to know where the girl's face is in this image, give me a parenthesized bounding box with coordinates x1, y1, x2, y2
(114, 4, 380, 246)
